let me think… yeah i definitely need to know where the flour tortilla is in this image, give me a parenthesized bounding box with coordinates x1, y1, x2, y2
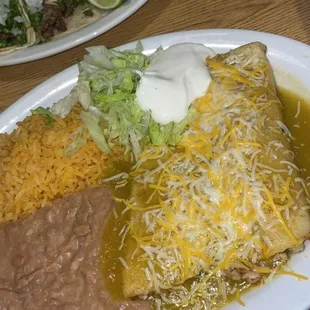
(51, 6, 106, 40)
(31, 3, 106, 42)
(0, 2, 106, 55)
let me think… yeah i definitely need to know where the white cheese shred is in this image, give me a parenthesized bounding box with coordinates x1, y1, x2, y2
(294, 100, 301, 118)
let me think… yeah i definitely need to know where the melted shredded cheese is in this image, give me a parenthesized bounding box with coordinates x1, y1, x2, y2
(116, 45, 309, 309)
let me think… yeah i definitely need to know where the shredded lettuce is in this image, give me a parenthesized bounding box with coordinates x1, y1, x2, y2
(31, 106, 55, 127)
(149, 106, 199, 145)
(93, 91, 150, 159)
(167, 106, 199, 145)
(76, 81, 92, 109)
(49, 90, 78, 118)
(49, 42, 199, 158)
(63, 126, 87, 157)
(80, 111, 110, 154)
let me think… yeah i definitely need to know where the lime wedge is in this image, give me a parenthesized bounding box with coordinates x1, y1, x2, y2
(88, 0, 124, 10)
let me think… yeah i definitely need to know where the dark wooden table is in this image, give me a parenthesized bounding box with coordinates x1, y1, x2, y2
(1, 0, 310, 111)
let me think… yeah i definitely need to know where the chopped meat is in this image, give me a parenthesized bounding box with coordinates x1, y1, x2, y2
(38, 20, 54, 39)
(0, 32, 15, 40)
(0, 187, 151, 310)
(64, 1, 76, 18)
(273, 252, 288, 262)
(241, 271, 261, 284)
(272, 252, 288, 267)
(43, 3, 64, 19)
(224, 266, 262, 284)
(55, 17, 67, 32)
(288, 243, 305, 254)
(83, 9, 94, 17)
(37, 1, 77, 40)
(224, 268, 242, 281)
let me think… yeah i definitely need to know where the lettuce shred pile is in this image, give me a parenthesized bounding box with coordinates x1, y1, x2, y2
(32, 42, 198, 159)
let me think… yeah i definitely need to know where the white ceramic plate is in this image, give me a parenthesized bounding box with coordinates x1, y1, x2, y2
(0, 0, 148, 66)
(1, 29, 310, 310)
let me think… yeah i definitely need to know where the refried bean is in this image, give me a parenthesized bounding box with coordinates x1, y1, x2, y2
(0, 187, 151, 310)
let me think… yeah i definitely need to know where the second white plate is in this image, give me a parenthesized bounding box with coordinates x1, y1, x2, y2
(0, 0, 148, 66)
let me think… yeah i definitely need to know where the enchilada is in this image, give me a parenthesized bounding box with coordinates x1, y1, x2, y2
(121, 43, 310, 307)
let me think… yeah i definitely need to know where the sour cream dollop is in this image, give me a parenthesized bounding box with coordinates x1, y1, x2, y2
(136, 43, 215, 125)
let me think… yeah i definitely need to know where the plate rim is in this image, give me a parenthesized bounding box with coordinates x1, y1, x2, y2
(0, 0, 148, 66)
(121, 28, 310, 50)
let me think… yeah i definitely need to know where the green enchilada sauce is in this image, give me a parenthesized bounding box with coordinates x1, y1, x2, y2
(100, 88, 310, 306)
(279, 87, 310, 178)
(0, 0, 27, 48)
